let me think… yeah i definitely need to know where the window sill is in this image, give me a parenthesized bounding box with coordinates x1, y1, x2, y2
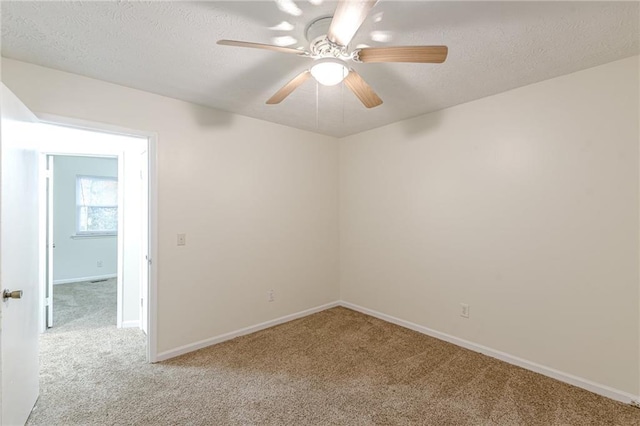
(71, 234, 117, 240)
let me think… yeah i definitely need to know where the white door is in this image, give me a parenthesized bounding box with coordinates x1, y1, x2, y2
(140, 149, 149, 334)
(0, 85, 40, 425)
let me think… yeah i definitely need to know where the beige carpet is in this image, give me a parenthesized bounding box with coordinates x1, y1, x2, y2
(28, 283, 639, 425)
(48, 278, 118, 329)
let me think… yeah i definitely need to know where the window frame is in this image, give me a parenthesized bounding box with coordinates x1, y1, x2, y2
(75, 174, 119, 236)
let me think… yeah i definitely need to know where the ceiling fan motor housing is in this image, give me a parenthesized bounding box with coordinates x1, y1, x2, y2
(305, 16, 349, 59)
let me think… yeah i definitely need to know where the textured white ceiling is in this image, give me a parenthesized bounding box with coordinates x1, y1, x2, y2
(2, 1, 638, 137)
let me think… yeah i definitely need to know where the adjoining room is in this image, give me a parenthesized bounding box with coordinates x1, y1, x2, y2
(50, 155, 119, 329)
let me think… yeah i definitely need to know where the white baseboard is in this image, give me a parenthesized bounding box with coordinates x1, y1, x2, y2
(121, 320, 140, 329)
(155, 301, 340, 362)
(151, 297, 638, 405)
(339, 301, 639, 405)
(53, 273, 116, 285)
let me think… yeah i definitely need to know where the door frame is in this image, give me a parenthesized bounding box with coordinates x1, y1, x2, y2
(36, 113, 159, 363)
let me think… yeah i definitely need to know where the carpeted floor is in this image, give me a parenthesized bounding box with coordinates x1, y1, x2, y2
(49, 278, 118, 329)
(28, 281, 640, 425)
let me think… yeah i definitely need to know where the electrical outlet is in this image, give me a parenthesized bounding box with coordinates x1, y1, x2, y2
(631, 400, 640, 409)
(267, 289, 275, 302)
(460, 303, 470, 318)
(177, 233, 186, 246)
(97, 260, 103, 268)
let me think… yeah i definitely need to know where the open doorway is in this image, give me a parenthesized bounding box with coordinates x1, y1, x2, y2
(36, 121, 152, 352)
(0, 87, 157, 423)
(46, 155, 119, 330)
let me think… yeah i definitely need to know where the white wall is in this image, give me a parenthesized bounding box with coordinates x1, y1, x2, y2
(339, 56, 640, 395)
(52, 155, 118, 283)
(1, 58, 341, 354)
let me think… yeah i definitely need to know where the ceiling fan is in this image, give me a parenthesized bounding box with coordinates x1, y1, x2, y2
(218, 0, 448, 109)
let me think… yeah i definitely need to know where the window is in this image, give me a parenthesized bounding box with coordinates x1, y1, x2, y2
(76, 175, 118, 235)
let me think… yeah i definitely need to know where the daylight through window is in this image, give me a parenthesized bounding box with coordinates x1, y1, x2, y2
(76, 175, 118, 235)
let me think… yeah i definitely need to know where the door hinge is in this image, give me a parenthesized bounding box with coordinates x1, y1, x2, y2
(45, 297, 51, 306)
(140, 298, 143, 307)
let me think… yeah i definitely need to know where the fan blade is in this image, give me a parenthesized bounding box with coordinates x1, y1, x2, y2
(357, 46, 448, 63)
(327, 0, 377, 47)
(217, 40, 306, 55)
(344, 70, 382, 108)
(267, 71, 312, 104)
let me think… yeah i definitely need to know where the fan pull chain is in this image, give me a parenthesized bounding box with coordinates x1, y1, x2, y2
(341, 71, 345, 124)
(316, 80, 319, 129)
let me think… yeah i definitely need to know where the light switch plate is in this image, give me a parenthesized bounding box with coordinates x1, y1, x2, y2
(177, 233, 186, 246)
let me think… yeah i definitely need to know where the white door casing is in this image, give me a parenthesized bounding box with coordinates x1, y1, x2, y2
(140, 149, 149, 335)
(45, 155, 54, 329)
(33, 113, 158, 362)
(1, 85, 40, 424)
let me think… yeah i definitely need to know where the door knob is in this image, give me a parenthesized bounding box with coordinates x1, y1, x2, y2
(2, 289, 22, 300)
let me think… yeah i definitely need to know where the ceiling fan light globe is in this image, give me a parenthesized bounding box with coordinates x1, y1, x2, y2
(310, 59, 349, 86)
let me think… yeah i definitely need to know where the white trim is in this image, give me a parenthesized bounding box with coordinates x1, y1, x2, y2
(147, 133, 159, 363)
(339, 301, 640, 405)
(38, 153, 48, 333)
(36, 113, 157, 140)
(53, 274, 117, 285)
(70, 234, 117, 239)
(155, 302, 340, 362)
(121, 320, 140, 329)
(116, 151, 125, 329)
(150, 298, 639, 404)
